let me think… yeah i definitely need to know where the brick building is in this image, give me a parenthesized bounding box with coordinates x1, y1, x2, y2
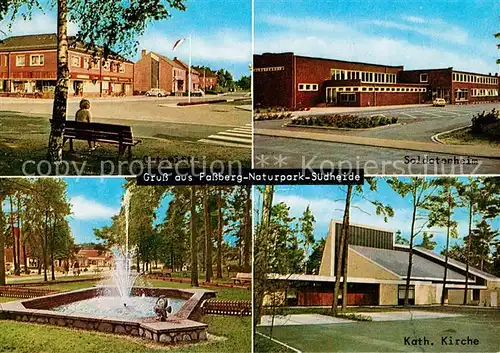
(0, 34, 134, 97)
(254, 52, 499, 108)
(173, 57, 200, 92)
(133, 50, 186, 95)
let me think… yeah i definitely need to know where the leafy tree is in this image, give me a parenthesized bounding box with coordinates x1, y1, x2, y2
(236, 75, 251, 91)
(395, 230, 409, 245)
(299, 205, 315, 273)
(254, 185, 274, 328)
(190, 186, 199, 287)
(0, 0, 186, 162)
(426, 177, 459, 305)
(417, 232, 437, 250)
(333, 179, 394, 314)
(387, 177, 436, 307)
(306, 237, 325, 274)
(495, 32, 500, 65)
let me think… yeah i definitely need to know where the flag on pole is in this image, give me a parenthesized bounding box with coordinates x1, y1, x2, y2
(172, 38, 186, 51)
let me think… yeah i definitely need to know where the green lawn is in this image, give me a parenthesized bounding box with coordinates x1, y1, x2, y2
(256, 309, 500, 352)
(0, 315, 250, 353)
(145, 279, 250, 301)
(0, 111, 250, 175)
(0, 297, 19, 303)
(439, 127, 500, 147)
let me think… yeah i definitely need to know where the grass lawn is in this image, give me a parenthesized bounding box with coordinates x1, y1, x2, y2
(256, 308, 500, 352)
(6, 273, 101, 284)
(145, 279, 250, 301)
(439, 127, 500, 147)
(0, 297, 19, 303)
(0, 315, 251, 353)
(0, 111, 250, 175)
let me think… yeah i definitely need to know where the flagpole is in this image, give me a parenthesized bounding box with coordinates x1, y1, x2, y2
(188, 34, 192, 103)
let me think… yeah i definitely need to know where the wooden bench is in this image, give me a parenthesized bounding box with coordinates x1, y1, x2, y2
(161, 267, 173, 277)
(232, 272, 251, 284)
(52, 120, 141, 159)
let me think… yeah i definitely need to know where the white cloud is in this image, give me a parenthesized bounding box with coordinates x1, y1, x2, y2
(1, 12, 78, 37)
(70, 195, 119, 221)
(402, 15, 426, 24)
(137, 29, 252, 64)
(256, 15, 498, 74)
(366, 18, 469, 45)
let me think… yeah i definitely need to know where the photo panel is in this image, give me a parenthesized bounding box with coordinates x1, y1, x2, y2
(252, 0, 500, 175)
(0, 0, 252, 177)
(0, 178, 252, 352)
(254, 178, 500, 352)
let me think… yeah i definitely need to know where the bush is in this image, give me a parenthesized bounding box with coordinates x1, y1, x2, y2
(337, 313, 373, 321)
(471, 108, 499, 133)
(483, 121, 500, 141)
(290, 114, 398, 129)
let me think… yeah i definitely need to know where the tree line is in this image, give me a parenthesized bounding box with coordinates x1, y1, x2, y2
(94, 182, 251, 286)
(254, 177, 500, 327)
(0, 178, 73, 285)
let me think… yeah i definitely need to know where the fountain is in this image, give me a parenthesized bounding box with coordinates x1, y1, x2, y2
(0, 188, 216, 344)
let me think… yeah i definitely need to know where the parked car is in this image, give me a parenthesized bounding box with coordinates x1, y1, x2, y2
(432, 98, 446, 107)
(145, 88, 168, 97)
(191, 89, 205, 97)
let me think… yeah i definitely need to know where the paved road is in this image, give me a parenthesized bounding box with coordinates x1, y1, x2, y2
(254, 135, 500, 174)
(254, 103, 500, 174)
(256, 103, 499, 142)
(0, 93, 252, 148)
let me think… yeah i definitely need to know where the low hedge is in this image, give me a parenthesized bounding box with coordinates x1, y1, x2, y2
(177, 99, 227, 106)
(290, 114, 398, 128)
(254, 112, 293, 121)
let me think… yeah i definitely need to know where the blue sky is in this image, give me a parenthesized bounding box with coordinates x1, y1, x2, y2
(255, 0, 499, 74)
(255, 179, 500, 254)
(0, 0, 251, 79)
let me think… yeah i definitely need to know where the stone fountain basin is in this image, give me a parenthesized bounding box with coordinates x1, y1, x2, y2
(0, 286, 216, 344)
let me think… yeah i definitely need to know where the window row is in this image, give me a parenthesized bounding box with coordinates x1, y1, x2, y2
(16, 55, 44, 67)
(328, 86, 427, 93)
(71, 55, 126, 73)
(471, 88, 499, 97)
(453, 72, 498, 85)
(331, 69, 397, 84)
(298, 83, 319, 91)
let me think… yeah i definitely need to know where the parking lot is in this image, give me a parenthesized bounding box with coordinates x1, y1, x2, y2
(256, 103, 499, 143)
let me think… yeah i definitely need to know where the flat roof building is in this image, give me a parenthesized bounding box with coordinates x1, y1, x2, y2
(267, 220, 500, 307)
(254, 52, 499, 108)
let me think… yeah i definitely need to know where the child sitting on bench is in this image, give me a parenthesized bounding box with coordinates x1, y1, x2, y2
(75, 99, 97, 150)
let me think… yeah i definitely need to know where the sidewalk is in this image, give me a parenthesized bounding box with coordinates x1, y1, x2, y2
(254, 128, 500, 159)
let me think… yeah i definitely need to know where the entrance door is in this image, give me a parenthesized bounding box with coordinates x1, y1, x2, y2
(491, 292, 498, 307)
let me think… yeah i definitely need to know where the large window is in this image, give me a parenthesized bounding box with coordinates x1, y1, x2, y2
(340, 93, 356, 102)
(398, 285, 415, 305)
(71, 55, 81, 67)
(298, 83, 318, 92)
(455, 88, 468, 101)
(30, 55, 44, 66)
(420, 73, 428, 83)
(16, 55, 25, 67)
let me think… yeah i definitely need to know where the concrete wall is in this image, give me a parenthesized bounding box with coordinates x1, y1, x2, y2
(414, 282, 435, 305)
(379, 284, 398, 305)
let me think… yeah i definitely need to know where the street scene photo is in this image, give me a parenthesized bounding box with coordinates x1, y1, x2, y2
(0, 178, 252, 352)
(253, 0, 500, 174)
(0, 0, 251, 175)
(254, 179, 500, 352)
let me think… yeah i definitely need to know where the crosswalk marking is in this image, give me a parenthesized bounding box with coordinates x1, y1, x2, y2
(198, 123, 252, 149)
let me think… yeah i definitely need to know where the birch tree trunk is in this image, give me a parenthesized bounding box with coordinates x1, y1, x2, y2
(47, 0, 69, 163)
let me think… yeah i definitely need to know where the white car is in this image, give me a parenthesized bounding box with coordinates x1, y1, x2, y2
(146, 88, 168, 97)
(191, 89, 205, 97)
